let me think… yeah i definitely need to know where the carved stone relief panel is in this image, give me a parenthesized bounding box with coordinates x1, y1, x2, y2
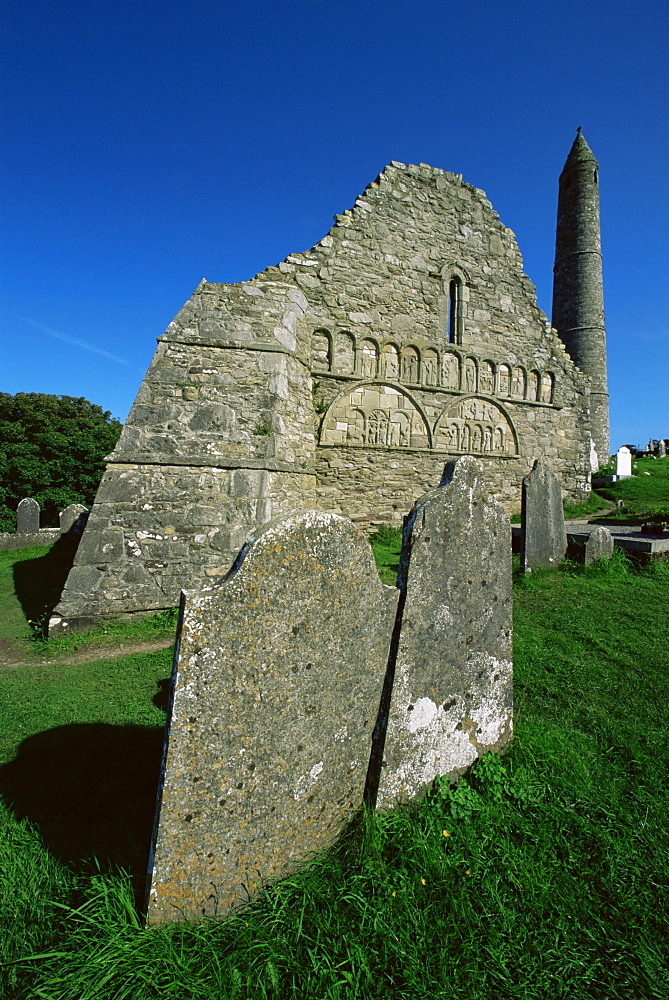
(479, 360, 495, 395)
(423, 349, 438, 386)
(313, 330, 558, 408)
(401, 347, 420, 384)
(320, 383, 430, 449)
(434, 397, 518, 456)
(382, 343, 399, 379)
(463, 357, 478, 394)
(358, 339, 379, 378)
(442, 351, 460, 389)
(498, 364, 511, 397)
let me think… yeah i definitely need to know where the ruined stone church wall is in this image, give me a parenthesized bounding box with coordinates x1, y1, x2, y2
(257, 161, 592, 524)
(53, 160, 594, 628)
(53, 282, 317, 625)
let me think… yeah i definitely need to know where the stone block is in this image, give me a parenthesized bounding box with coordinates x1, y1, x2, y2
(521, 459, 567, 572)
(375, 456, 513, 807)
(147, 510, 397, 924)
(585, 525, 614, 566)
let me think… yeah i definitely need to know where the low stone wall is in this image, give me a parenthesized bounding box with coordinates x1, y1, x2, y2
(0, 529, 60, 552)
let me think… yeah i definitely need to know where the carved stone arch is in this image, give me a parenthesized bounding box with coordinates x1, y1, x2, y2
(311, 328, 332, 371)
(356, 337, 380, 379)
(380, 341, 400, 380)
(497, 363, 511, 397)
(422, 346, 439, 386)
(433, 394, 519, 456)
(540, 370, 555, 404)
(479, 359, 496, 396)
(319, 380, 432, 449)
(333, 330, 356, 374)
(439, 261, 471, 286)
(441, 348, 462, 389)
(511, 365, 527, 399)
(528, 369, 541, 402)
(463, 356, 478, 394)
(401, 344, 421, 384)
(439, 262, 470, 347)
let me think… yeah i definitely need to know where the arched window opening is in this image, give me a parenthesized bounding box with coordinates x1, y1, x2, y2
(447, 278, 460, 344)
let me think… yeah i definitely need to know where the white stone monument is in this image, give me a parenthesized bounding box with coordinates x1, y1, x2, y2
(616, 446, 632, 479)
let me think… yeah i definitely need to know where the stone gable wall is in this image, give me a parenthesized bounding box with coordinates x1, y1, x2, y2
(53, 161, 593, 627)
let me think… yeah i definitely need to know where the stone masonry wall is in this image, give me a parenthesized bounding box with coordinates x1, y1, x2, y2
(54, 160, 593, 627)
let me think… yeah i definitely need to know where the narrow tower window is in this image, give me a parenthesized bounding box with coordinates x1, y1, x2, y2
(447, 278, 460, 344)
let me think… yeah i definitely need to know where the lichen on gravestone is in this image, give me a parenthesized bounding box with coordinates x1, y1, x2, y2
(585, 525, 614, 566)
(373, 456, 513, 808)
(520, 459, 567, 572)
(147, 510, 397, 925)
(16, 497, 40, 535)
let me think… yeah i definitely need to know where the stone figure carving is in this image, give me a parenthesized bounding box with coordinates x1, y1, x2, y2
(512, 367, 525, 397)
(423, 351, 438, 386)
(464, 359, 476, 392)
(528, 371, 539, 401)
(479, 362, 494, 394)
(402, 349, 419, 383)
(498, 365, 510, 396)
(359, 340, 378, 378)
(383, 344, 399, 379)
(347, 409, 365, 444)
(442, 353, 459, 388)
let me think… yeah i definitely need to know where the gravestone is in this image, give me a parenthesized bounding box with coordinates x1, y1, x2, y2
(521, 459, 567, 572)
(375, 456, 513, 807)
(659, 440, 667, 459)
(60, 504, 89, 534)
(585, 525, 614, 566)
(16, 498, 39, 535)
(147, 510, 397, 924)
(616, 446, 632, 478)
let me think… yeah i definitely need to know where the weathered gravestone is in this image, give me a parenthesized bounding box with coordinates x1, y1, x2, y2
(585, 525, 614, 566)
(616, 446, 632, 478)
(374, 456, 513, 808)
(147, 510, 397, 924)
(16, 498, 39, 535)
(659, 440, 667, 459)
(60, 504, 89, 535)
(521, 459, 567, 572)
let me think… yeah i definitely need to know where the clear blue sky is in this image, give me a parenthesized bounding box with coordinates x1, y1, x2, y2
(1, 0, 667, 452)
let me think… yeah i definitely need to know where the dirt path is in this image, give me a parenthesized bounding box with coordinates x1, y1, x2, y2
(0, 637, 174, 670)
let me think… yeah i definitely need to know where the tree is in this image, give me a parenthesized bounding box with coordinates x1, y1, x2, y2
(0, 393, 122, 531)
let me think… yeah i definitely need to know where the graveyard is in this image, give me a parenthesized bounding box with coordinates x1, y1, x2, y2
(0, 458, 668, 998)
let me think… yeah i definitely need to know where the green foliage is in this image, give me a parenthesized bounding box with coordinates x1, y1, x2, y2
(0, 393, 122, 530)
(253, 422, 272, 436)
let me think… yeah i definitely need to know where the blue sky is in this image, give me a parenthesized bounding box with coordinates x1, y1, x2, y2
(1, 0, 667, 452)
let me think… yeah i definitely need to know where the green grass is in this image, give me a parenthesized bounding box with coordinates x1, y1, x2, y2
(594, 455, 669, 523)
(1, 484, 669, 998)
(369, 524, 403, 585)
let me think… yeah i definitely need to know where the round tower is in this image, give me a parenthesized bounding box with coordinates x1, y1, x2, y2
(552, 128, 609, 464)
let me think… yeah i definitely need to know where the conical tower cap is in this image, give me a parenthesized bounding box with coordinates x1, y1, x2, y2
(561, 127, 598, 172)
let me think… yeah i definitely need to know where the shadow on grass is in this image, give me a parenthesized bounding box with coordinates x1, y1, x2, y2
(11, 527, 83, 634)
(0, 723, 164, 886)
